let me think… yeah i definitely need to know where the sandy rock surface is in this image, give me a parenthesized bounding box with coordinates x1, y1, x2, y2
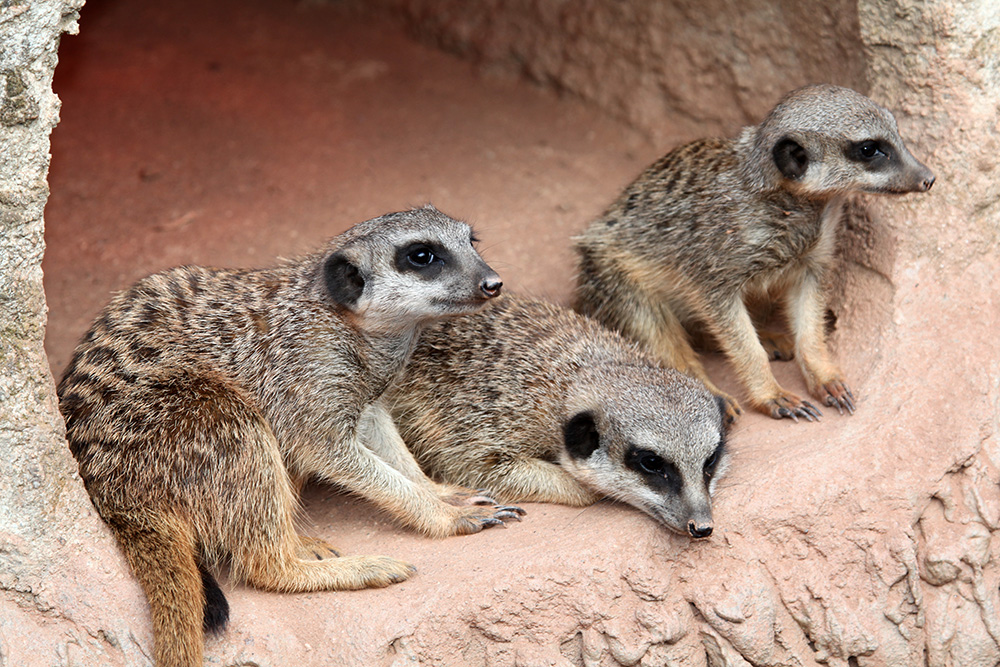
(1, 0, 996, 665)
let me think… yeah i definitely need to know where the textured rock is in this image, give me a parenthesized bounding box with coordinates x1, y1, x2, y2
(367, 0, 868, 141)
(0, 2, 150, 666)
(8, 0, 1000, 665)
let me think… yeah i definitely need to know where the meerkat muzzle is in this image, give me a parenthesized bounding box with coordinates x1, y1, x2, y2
(480, 276, 503, 298)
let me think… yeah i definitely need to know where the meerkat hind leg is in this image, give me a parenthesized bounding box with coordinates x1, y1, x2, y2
(757, 328, 796, 361)
(227, 465, 415, 592)
(296, 535, 341, 560)
(746, 291, 796, 361)
(180, 408, 416, 592)
(628, 293, 743, 422)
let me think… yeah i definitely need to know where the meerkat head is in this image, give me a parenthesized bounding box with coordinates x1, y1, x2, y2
(745, 84, 935, 198)
(559, 364, 729, 538)
(321, 205, 502, 334)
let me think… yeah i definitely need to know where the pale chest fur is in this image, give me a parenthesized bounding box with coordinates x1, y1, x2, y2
(743, 196, 843, 299)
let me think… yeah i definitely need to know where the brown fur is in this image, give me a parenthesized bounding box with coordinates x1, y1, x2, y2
(574, 84, 935, 422)
(58, 206, 520, 667)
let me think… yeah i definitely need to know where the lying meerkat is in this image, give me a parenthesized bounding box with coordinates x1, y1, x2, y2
(574, 84, 935, 422)
(387, 294, 729, 538)
(58, 206, 522, 667)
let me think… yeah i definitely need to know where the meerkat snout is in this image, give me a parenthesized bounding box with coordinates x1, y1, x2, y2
(480, 276, 503, 298)
(688, 521, 712, 539)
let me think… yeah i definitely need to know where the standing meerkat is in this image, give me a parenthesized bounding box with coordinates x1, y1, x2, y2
(387, 295, 730, 538)
(58, 206, 522, 667)
(574, 84, 935, 422)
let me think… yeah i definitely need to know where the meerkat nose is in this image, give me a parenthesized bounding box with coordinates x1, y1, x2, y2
(921, 173, 936, 191)
(480, 278, 503, 298)
(688, 521, 713, 538)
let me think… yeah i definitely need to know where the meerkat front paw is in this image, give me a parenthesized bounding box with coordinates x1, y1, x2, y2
(815, 378, 856, 415)
(715, 391, 743, 424)
(445, 504, 526, 536)
(759, 391, 822, 422)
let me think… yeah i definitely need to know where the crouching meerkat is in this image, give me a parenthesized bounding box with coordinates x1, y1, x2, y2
(387, 295, 730, 538)
(58, 206, 523, 667)
(574, 84, 935, 422)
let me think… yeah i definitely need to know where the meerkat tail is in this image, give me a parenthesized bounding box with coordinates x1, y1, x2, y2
(110, 510, 208, 667)
(199, 565, 230, 634)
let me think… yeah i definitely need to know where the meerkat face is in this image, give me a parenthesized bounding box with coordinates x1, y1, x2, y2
(321, 206, 501, 333)
(760, 84, 935, 198)
(559, 366, 729, 538)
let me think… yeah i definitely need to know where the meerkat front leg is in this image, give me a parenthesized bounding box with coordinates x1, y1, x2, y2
(358, 399, 505, 507)
(709, 293, 822, 421)
(785, 268, 856, 414)
(334, 402, 523, 537)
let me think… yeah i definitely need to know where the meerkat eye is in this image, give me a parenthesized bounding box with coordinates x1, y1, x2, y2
(849, 139, 891, 164)
(407, 246, 436, 267)
(626, 447, 681, 492)
(704, 441, 726, 480)
(396, 242, 449, 275)
(638, 453, 666, 475)
(704, 452, 718, 479)
(859, 141, 882, 158)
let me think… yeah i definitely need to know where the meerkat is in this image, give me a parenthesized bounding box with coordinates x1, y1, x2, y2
(574, 84, 935, 422)
(386, 294, 729, 539)
(57, 206, 523, 667)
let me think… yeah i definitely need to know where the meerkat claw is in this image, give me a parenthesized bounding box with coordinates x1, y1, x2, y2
(769, 397, 822, 422)
(822, 381, 856, 415)
(778, 407, 798, 423)
(495, 506, 526, 521)
(798, 402, 822, 422)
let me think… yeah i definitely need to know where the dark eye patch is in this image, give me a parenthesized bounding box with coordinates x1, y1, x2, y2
(394, 241, 449, 278)
(846, 139, 894, 169)
(625, 446, 681, 494)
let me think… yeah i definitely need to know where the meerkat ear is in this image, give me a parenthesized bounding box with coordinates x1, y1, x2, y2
(772, 137, 809, 180)
(323, 252, 365, 310)
(564, 411, 601, 459)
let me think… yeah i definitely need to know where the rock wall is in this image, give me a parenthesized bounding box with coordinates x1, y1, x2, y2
(0, 2, 149, 665)
(366, 0, 869, 140)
